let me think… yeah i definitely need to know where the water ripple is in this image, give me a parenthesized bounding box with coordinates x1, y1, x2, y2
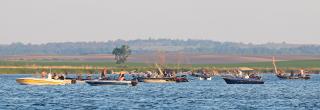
(0, 74, 319, 110)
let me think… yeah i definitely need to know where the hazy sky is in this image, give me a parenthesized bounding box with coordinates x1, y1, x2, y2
(0, 0, 319, 44)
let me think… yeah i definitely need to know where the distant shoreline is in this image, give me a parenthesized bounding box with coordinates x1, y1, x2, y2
(0, 60, 319, 74)
(1, 54, 320, 64)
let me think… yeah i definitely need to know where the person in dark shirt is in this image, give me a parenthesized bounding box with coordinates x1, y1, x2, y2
(101, 67, 108, 80)
(118, 72, 125, 81)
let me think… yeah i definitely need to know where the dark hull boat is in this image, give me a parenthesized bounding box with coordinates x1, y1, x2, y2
(175, 78, 188, 82)
(222, 77, 264, 84)
(272, 56, 311, 80)
(175, 77, 188, 82)
(86, 80, 138, 86)
(276, 74, 310, 80)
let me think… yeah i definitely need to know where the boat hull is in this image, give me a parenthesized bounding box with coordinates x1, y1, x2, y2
(276, 74, 310, 80)
(143, 78, 176, 83)
(175, 77, 189, 82)
(222, 77, 264, 84)
(16, 78, 69, 85)
(85, 80, 132, 86)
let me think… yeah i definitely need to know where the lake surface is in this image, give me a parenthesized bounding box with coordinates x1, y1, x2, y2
(0, 74, 320, 110)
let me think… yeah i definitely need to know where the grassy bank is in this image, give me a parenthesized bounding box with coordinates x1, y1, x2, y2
(0, 60, 320, 74)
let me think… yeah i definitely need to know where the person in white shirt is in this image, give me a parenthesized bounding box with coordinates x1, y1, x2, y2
(47, 73, 52, 79)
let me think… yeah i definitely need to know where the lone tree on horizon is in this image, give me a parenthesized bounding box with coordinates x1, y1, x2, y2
(112, 45, 132, 64)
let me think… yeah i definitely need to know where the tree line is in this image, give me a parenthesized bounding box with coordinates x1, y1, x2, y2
(0, 39, 319, 55)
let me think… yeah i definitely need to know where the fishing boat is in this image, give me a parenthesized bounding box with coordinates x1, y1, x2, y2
(85, 80, 138, 86)
(86, 71, 138, 86)
(192, 68, 217, 81)
(143, 72, 187, 83)
(199, 74, 212, 80)
(16, 78, 71, 85)
(222, 67, 264, 84)
(175, 75, 189, 82)
(275, 74, 310, 80)
(143, 78, 176, 83)
(222, 76, 264, 84)
(190, 73, 211, 80)
(16, 69, 71, 85)
(143, 64, 177, 83)
(272, 56, 311, 80)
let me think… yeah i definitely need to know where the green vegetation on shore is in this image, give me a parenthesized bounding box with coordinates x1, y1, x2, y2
(0, 60, 320, 74)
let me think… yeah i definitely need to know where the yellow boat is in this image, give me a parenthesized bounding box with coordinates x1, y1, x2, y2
(16, 78, 71, 85)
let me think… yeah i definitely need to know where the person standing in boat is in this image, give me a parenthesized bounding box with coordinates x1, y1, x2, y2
(118, 71, 125, 81)
(53, 73, 59, 80)
(41, 71, 47, 79)
(47, 72, 52, 79)
(299, 69, 304, 77)
(87, 71, 92, 80)
(64, 72, 68, 79)
(76, 73, 82, 80)
(58, 73, 65, 80)
(172, 71, 176, 78)
(290, 70, 295, 77)
(244, 73, 250, 79)
(100, 67, 108, 80)
(236, 69, 243, 77)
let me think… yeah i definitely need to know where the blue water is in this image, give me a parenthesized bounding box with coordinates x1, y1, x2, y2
(0, 74, 320, 110)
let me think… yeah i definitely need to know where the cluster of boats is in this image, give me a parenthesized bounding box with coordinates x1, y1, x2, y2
(15, 73, 188, 86)
(16, 57, 312, 86)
